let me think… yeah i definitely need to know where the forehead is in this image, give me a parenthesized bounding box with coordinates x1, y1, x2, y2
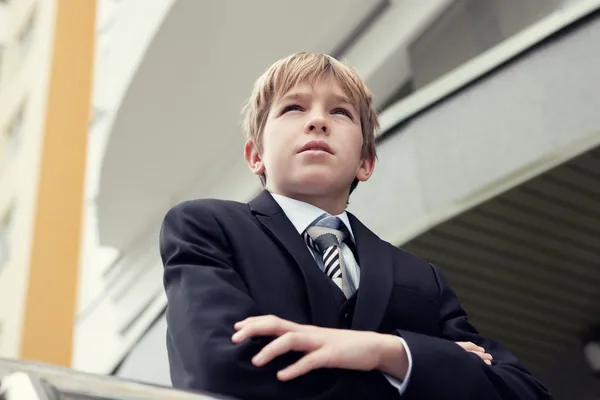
(275, 74, 358, 105)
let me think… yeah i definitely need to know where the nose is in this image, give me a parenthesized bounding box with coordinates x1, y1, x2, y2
(304, 111, 328, 135)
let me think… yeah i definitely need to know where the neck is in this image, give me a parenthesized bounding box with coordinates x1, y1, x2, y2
(268, 187, 349, 215)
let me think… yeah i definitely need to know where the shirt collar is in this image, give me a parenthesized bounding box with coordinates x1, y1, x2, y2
(270, 192, 354, 241)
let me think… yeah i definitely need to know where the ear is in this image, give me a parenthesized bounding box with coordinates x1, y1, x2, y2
(244, 138, 265, 176)
(356, 156, 375, 182)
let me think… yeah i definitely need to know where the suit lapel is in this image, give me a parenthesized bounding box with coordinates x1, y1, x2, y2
(349, 213, 394, 332)
(249, 191, 339, 328)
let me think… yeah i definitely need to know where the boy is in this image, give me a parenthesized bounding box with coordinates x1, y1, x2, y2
(160, 52, 551, 399)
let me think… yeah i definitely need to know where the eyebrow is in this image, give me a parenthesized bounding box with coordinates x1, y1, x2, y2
(277, 92, 308, 103)
(331, 94, 354, 107)
(278, 92, 355, 108)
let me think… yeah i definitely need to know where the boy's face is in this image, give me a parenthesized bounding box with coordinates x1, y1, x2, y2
(245, 77, 374, 200)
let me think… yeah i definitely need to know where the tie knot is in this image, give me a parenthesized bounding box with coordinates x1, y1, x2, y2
(314, 215, 343, 230)
(303, 215, 346, 252)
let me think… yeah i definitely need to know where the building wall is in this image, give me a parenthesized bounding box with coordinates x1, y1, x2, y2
(0, 0, 178, 367)
(0, 0, 95, 365)
(0, 0, 57, 359)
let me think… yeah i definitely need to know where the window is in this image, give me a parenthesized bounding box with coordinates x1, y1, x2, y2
(0, 47, 4, 82)
(0, 103, 24, 178)
(0, 3, 7, 78)
(88, 106, 106, 129)
(0, 206, 13, 269)
(18, 8, 35, 57)
(6, 102, 25, 150)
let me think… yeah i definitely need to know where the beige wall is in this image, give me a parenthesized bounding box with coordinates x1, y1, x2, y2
(0, 0, 95, 365)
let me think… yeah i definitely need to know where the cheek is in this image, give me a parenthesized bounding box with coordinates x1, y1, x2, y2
(261, 137, 289, 168)
(343, 130, 365, 159)
(263, 122, 297, 155)
(262, 121, 286, 147)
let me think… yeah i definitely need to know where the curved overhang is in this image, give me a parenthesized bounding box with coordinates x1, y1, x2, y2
(96, 0, 391, 248)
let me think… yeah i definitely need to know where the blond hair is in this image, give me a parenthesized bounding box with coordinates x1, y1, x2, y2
(242, 52, 379, 192)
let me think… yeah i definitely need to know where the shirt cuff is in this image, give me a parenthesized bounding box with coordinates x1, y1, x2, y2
(381, 336, 413, 395)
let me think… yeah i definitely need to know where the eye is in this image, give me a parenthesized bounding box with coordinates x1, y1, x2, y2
(332, 108, 353, 120)
(281, 104, 303, 114)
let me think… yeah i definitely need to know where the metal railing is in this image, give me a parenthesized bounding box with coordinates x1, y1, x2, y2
(0, 358, 231, 400)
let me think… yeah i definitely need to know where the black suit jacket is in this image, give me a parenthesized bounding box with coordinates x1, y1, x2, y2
(160, 190, 552, 400)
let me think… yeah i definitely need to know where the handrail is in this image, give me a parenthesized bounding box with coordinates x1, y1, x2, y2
(0, 372, 54, 400)
(0, 358, 229, 400)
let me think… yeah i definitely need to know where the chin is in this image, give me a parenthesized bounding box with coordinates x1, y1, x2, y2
(293, 173, 343, 194)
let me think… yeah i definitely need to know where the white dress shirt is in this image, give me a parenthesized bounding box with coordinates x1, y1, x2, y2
(271, 193, 413, 395)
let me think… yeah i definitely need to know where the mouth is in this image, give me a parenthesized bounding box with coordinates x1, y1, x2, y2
(298, 140, 334, 155)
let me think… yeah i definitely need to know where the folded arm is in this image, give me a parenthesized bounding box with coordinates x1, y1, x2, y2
(160, 202, 398, 400)
(395, 264, 553, 400)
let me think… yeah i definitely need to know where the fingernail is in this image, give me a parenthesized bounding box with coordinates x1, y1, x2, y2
(232, 332, 241, 342)
(277, 370, 288, 381)
(252, 354, 263, 366)
(485, 360, 492, 365)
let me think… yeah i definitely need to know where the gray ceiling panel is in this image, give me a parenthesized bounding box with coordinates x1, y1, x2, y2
(402, 145, 600, 374)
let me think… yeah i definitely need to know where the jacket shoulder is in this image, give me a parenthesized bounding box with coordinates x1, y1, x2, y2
(165, 197, 251, 219)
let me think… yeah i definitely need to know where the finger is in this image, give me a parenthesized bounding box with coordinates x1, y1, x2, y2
(468, 350, 493, 362)
(232, 317, 297, 343)
(236, 315, 312, 332)
(277, 349, 329, 381)
(456, 341, 484, 352)
(456, 341, 485, 353)
(253, 333, 320, 367)
(235, 315, 280, 330)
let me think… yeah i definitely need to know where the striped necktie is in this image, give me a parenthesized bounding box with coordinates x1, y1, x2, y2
(304, 216, 352, 298)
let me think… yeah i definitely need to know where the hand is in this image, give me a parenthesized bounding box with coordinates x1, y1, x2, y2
(455, 341, 493, 365)
(232, 315, 408, 381)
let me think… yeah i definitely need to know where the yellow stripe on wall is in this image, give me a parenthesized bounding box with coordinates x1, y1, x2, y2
(20, 0, 96, 366)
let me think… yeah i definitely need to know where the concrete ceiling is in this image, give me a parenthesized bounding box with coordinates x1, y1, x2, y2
(403, 145, 600, 379)
(96, 0, 388, 248)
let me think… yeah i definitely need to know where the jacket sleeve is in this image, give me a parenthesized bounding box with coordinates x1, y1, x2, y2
(160, 201, 399, 400)
(396, 264, 553, 400)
